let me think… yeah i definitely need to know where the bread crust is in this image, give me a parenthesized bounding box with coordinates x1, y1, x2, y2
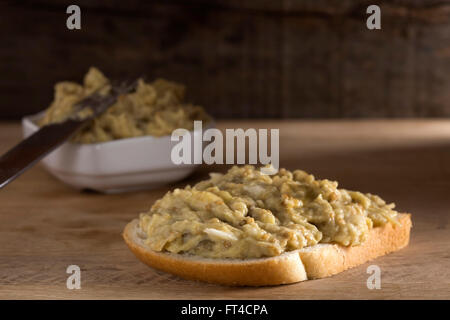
(123, 214, 411, 286)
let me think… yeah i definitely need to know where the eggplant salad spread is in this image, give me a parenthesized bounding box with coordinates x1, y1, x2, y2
(39, 67, 210, 143)
(138, 165, 399, 259)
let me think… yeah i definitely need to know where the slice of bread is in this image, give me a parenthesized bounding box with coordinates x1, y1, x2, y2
(123, 213, 411, 286)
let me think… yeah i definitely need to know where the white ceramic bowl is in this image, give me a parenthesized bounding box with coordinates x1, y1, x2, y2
(22, 112, 207, 193)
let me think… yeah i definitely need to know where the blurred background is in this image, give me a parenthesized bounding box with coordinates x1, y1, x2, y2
(1, 0, 449, 119)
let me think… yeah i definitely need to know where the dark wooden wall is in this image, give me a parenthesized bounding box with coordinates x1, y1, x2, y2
(1, 0, 449, 119)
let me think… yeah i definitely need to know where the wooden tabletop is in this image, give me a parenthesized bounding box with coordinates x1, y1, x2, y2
(0, 120, 449, 299)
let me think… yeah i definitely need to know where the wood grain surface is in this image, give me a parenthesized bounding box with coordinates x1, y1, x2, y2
(0, 120, 449, 299)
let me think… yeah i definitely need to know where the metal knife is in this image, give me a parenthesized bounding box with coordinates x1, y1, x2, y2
(0, 79, 138, 189)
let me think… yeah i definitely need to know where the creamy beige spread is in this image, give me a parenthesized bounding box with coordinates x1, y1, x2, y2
(139, 165, 399, 259)
(39, 67, 210, 143)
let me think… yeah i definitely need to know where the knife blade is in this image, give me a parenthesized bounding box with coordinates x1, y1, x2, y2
(0, 79, 138, 189)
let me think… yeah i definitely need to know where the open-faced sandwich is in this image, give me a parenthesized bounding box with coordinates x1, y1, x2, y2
(123, 165, 411, 286)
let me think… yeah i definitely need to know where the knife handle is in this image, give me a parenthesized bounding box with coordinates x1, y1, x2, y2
(0, 120, 85, 189)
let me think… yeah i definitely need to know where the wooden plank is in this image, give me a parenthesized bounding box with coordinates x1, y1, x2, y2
(0, 1, 449, 119)
(0, 120, 449, 299)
